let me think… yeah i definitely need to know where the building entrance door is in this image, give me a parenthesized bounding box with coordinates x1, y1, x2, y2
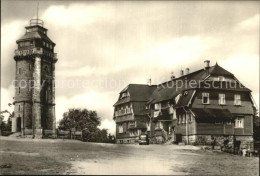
(17, 117, 21, 132)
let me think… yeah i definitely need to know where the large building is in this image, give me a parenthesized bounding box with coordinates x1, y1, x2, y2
(12, 18, 57, 138)
(113, 61, 257, 150)
(113, 84, 156, 143)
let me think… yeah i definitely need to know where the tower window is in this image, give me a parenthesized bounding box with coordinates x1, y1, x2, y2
(18, 68, 22, 75)
(218, 76, 225, 81)
(202, 92, 209, 104)
(18, 87, 21, 94)
(119, 125, 123, 133)
(18, 104, 23, 112)
(19, 42, 24, 47)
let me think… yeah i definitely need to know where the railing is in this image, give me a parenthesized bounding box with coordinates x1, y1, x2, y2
(14, 48, 57, 59)
(115, 114, 134, 122)
(30, 19, 44, 27)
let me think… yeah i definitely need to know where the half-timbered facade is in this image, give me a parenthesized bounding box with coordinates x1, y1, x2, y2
(114, 61, 257, 150)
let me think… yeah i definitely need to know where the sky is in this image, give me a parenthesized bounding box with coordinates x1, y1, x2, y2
(1, 0, 259, 134)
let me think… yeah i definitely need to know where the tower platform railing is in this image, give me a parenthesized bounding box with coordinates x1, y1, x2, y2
(30, 19, 44, 27)
(14, 47, 57, 59)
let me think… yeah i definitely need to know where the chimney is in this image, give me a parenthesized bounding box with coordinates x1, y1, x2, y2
(147, 77, 151, 86)
(185, 68, 190, 75)
(180, 69, 184, 77)
(171, 72, 175, 80)
(204, 60, 210, 69)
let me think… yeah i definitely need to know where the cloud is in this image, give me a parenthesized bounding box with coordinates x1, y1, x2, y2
(55, 91, 116, 125)
(99, 119, 116, 134)
(42, 3, 115, 28)
(1, 20, 27, 87)
(219, 54, 259, 95)
(238, 14, 259, 31)
(1, 1, 259, 134)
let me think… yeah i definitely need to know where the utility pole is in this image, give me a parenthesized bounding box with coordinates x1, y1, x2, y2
(147, 112, 152, 143)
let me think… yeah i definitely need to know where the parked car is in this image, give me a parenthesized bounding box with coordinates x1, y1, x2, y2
(139, 134, 149, 145)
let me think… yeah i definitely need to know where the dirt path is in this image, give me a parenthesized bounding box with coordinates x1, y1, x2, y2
(0, 137, 258, 175)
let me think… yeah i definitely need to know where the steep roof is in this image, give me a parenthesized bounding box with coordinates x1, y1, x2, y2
(148, 63, 250, 104)
(114, 84, 157, 106)
(210, 63, 233, 76)
(16, 26, 55, 44)
(174, 89, 195, 108)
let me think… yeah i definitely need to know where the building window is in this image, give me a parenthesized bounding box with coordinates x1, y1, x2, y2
(235, 118, 244, 128)
(169, 106, 174, 114)
(182, 114, 186, 124)
(218, 76, 225, 81)
(188, 113, 192, 122)
(202, 92, 209, 104)
(30, 41, 33, 46)
(29, 64, 31, 71)
(226, 120, 232, 125)
(234, 94, 241, 106)
(43, 41, 46, 47)
(114, 110, 118, 117)
(155, 122, 162, 129)
(178, 116, 181, 124)
(119, 125, 123, 133)
(215, 120, 223, 124)
(18, 87, 21, 94)
(154, 103, 161, 111)
(18, 105, 21, 111)
(120, 92, 128, 99)
(219, 94, 225, 105)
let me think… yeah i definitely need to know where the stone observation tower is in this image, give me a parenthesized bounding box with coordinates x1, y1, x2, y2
(12, 15, 58, 138)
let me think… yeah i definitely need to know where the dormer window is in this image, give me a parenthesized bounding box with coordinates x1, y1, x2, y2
(154, 103, 161, 111)
(219, 94, 226, 105)
(175, 94, 181, 104)
(218, 76, 225, 81)
(120, 92, 128, 99)
(202, 92, 209, 104)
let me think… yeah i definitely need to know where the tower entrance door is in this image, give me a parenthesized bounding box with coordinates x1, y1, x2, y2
(17, 117, 21, 132)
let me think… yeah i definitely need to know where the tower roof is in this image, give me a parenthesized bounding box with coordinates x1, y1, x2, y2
(16, 18, 55, 45)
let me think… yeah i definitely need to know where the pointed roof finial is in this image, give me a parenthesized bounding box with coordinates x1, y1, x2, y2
(30, 2, 44, 27)
(36, 2, 39, 24)
(216, 61, 218, 65)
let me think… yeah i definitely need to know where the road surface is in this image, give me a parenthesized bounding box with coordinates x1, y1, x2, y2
(0, 137, 258, 175)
